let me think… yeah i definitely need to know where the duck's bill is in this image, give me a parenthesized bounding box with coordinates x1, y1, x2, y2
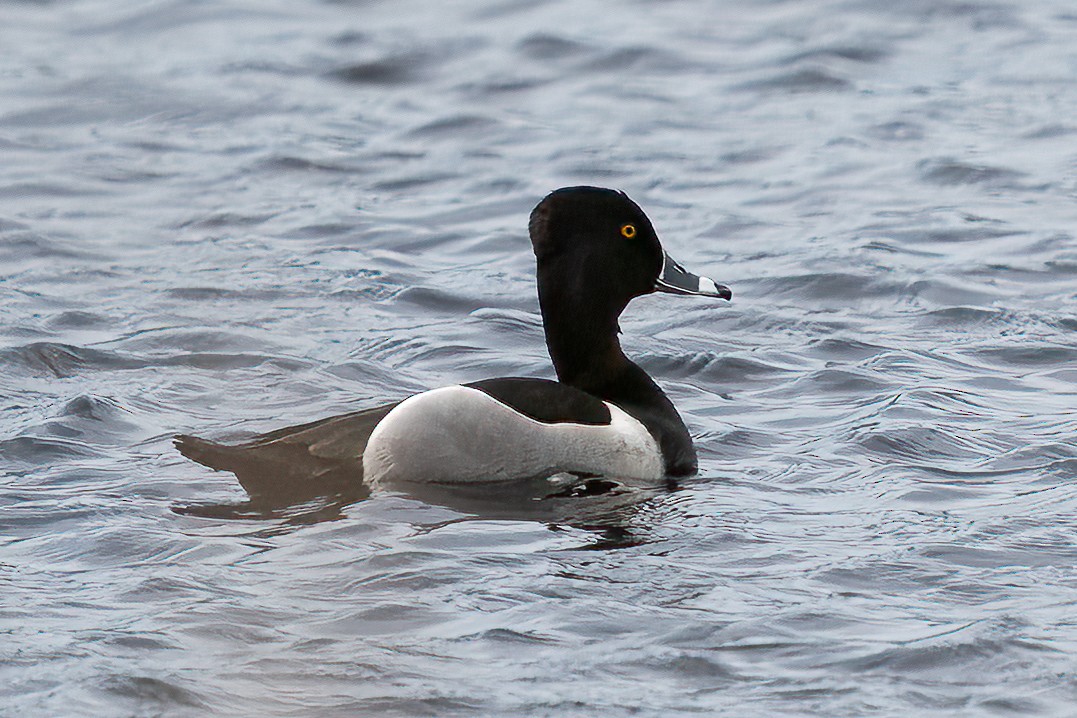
(655, 251, 732, 300)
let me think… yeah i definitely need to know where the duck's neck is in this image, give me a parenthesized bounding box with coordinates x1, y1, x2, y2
(540, 296, 628, 394)
(537, 277, 697, 475)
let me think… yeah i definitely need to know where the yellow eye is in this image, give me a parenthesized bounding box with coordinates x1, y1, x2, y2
(620, 224, 637, 239)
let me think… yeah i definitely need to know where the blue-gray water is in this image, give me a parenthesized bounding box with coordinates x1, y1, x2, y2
(2, 0, 1077, 715)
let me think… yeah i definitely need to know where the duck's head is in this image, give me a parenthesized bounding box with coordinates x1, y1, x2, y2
(529, 186, 732, 316)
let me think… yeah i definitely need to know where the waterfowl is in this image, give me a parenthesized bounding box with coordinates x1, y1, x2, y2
(175, 187, 730, 502)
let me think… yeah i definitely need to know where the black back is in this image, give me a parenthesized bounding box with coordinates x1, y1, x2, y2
(467, 377, 611, 425)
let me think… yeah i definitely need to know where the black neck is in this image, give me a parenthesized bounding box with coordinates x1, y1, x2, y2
(536, 270, 697, 475)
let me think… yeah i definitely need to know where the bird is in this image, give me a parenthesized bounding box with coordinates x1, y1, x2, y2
(174, 186, 730, 510)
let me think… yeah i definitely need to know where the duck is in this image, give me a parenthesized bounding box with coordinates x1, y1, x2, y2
(175, 187, 730, 505)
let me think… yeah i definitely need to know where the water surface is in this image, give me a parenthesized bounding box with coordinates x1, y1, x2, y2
(2, 0, 1077, 715)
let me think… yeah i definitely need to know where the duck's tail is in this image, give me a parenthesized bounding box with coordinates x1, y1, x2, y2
(173, 402, 399, 510)
(174, 434, 238, 472)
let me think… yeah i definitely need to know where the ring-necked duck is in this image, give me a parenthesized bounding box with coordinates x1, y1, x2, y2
(175, 187, 730, 498)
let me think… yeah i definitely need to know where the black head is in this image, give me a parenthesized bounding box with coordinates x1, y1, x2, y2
(530, 187, 661, 305)
(529, 186, 731, 315)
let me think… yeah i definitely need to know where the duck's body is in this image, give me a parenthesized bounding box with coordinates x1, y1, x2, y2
(176, 187, 730, 500)
(362, 380, 662, 487)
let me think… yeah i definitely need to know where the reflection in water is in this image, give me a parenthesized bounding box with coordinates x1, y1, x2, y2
(388, 474, 671, 548)
(174, 408, 669, 544)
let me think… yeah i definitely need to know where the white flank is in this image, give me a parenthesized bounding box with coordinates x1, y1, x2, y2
(362, 385, 662, 488)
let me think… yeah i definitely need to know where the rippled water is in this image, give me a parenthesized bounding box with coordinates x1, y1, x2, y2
(3, 0, 1077, 715)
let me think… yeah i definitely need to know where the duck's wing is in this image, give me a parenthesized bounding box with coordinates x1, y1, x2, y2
(174, 402, 398, 510)
(464, 377, 612, 425)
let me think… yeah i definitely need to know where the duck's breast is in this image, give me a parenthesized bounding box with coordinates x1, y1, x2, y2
(362, 384, 662, 487)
